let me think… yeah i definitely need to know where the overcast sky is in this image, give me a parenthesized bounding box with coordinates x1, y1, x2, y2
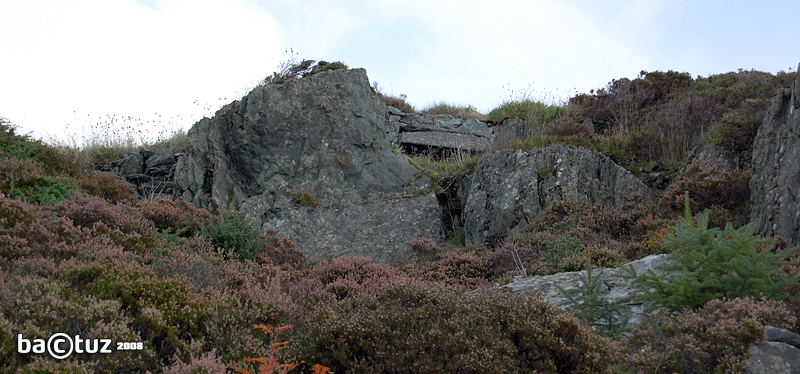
(2, 0, 799, 145)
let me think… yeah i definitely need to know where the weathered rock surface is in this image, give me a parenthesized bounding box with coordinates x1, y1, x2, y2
(112, 148, 178, 199)
(683, 143, 740, 173)
(751, 63, 800, 245)
(498, 254, 674, 332)
(387, 109, 493, 153)
(462, 145, 652, 246)
(746, 341, 800, 374)
(174, 68, 440, 263)
(244, 193, 441, 263)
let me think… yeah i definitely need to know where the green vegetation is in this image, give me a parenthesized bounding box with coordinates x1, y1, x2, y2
(201, 211, 267, 260)
(291, 190, 321, 208)
(421, 101, 486, 121)
(627, 193, 799, 312)
(559, 262, 629, 338)
(1, 64, 799, 373)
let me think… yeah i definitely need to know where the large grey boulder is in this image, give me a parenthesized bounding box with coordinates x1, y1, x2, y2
(462, 145, 651, 246)
(750, 63, 800, 245)
(498, 254, 673, 333)
(746, 341, 800, 374)
(174, 68, 440, 263)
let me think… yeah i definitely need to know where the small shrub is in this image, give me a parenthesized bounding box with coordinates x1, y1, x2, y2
(308, 60, 348, 75)
(77, 172, 137, 204)
(628, 193, 799, 312)
(626, 297, 796, 374)
(559, 261, 629, 338)
(201, 211, 266, 260)
(409, 238, 439, 254)
(291, 190, 320, 208)
(421, 101, 486, 121)
(288, 283, 621, 373)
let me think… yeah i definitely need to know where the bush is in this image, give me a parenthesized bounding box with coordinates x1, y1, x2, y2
(421, 101, 486, 121)
(288, 283, 621, 374)
(77, 172, 138, 204)
(201, 211, 266, 260)
(626, 297, 796, 374)
(628, 194, 799, 312)
(291, 190, 320, 208)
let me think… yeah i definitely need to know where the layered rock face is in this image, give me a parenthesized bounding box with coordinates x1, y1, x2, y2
(463, 145, 652, 246)
(750, 65, 800, 245)
(174, 68, 440, 263)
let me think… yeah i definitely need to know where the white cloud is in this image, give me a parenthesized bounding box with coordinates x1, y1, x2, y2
(1, 0, 284, 142)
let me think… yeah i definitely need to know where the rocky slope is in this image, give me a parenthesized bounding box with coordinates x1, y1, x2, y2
(751, 63, 800, 245)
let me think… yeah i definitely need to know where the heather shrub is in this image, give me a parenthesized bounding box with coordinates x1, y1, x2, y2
(288, 282, 621, 373)
(257, 229, 306, 268)
(626, 297, 796, 373)
(77, 172, 137, 204)
(140, 197, 212, 239)
(0, 155, 76, 205)
(49, 193, 157, 253)
(58, 258, 208, 369)
(309, 256, 407, 300)
(485, 243, 538, 278)
(0, 273, 152, 371)
(0, 194, 85, 262)
(402, 249, 490, 290)
(201, 211, 266, 260)
(662, 162, 750, 227)
(409, 237, 439, 254)
(629, 195, 799, 312)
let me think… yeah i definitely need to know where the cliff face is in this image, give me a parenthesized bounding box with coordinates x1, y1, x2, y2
(750, 64, 800, 245)
(174, 68, 441, 263)
(463, 145, 652, 246)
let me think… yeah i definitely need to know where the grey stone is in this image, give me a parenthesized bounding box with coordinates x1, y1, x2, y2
(387, 106, 405, 116)
(250, 193, 442, 264)
(464, 118, 489, 133)
(498, 254, 675, 332)
(463, 146, 651, 246)
(139, 148, 155, 159)
(767, 326, 800, 350)
(174, 68, 441, 263)
(491, 118, 527, 139)
(116, 152, 143, 177)
(750, 62, 800, 245)
(433, 114, 463, 129)
(399, 131, 490, 152)
(682, 143, 740, 174)
(746, 341, 800, 374)
(145, 149, 176, 177)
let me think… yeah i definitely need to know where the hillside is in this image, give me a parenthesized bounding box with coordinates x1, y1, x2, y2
(1, 59, 799, 373)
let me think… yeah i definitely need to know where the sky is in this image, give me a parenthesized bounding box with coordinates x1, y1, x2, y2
(1, 0, 799, 145)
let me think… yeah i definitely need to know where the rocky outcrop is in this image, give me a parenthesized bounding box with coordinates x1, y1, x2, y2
(462, 145, 651, 246)
(112, 148, 178, 199)
(386, 106, 493, 154)
(174, 68, 440, 263)
(386, 107, 528, 156)
(750, 64, 800, 245)
(683, 143, 740, 173)
(498, 254, 673, 332)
